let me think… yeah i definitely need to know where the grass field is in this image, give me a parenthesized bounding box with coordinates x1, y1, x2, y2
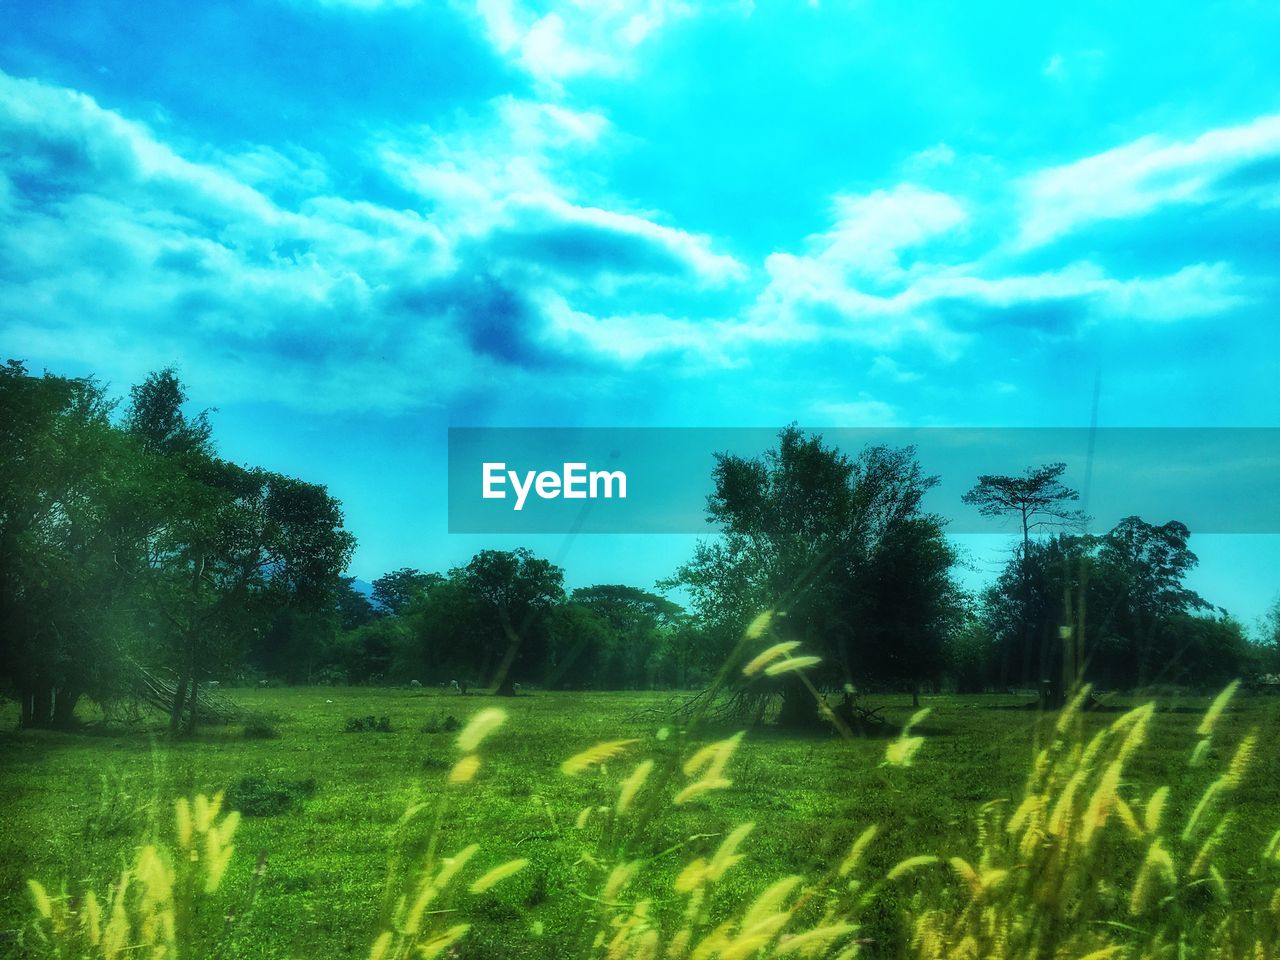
(2, 688, 1278, 959)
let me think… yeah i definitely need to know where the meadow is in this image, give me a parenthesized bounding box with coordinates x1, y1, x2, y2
(2, 687, 1278, 959)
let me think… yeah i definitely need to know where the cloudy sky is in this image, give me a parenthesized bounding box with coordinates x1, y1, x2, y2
(2, 1, 1278, 623)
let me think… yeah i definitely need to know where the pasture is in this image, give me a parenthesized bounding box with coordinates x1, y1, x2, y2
(1, 688, 1278, 959)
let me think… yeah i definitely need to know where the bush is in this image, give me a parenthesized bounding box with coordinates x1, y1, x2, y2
(242, 716, 281, 739)
(419, 714, 461, 734)
(313, 665, 348, 686)
(343, 714, 393, 733)
(225, 774, 318, 817)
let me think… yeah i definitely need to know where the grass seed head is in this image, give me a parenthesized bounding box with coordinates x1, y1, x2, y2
(742, 641, 802, 678)
(457, 708, 507, 753)
(470, 858, 529, 894)
(562, 739, 642, 776)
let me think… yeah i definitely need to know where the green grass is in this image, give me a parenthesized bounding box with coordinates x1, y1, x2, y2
(1, 688, 1277, 958)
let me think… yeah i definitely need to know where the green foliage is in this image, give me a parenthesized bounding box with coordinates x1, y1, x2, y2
(226, 773, 318, 816)
(337, 576, 378, 630)
(372, 568, 444, 617)
(459, 548, 565, 695)
(555, 585, 685, 690)
(345, 714, 394, 733)
(976, 516, 1252, 692)
(668, 427, 960, 721)
(0, 361, 136, 727)
(0, 360, 355, 731)
(242, 715, 281, 740)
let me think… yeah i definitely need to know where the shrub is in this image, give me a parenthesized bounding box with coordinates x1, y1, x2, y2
(242, 716, 281, 740)
(225, 774, 317, 817)
(420, 714, 461, 734)
(314, 665, 349, 686)
(344, 715, 393, 733)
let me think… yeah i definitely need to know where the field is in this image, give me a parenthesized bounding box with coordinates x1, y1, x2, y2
(1, 688, 1278, 959)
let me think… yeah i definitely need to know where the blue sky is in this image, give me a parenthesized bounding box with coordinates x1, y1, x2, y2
(2, 1, 1278, 628)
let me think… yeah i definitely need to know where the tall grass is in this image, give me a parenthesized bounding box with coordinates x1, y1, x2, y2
(21, 682, 1280, 959)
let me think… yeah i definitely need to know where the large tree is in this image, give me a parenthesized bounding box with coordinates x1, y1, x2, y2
(0, 362, 134, 726)
(564, 585, 683, 689)
(670, 427, 957, 727)
(459, 548, 564, 696)
(1089, 517, 1208, 686)
(138, 457, 355, 733)
(978, 516, 1229, 692)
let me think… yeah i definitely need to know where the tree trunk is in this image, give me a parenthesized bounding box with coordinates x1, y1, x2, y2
(51, 685, 81, 728)
(489, 613, 523, 697)
(185, 680, 199, 736)
(1019, 526, 1034, 692)
(911, 685, 920, 709)
(776, 678, 825, 729)
(29, 685, 53, 729)
(170, 676, 190, 735)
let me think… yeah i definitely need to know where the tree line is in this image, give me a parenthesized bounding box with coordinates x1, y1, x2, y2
(1, 362, 353, 730)
(2, 365, 1276, 731)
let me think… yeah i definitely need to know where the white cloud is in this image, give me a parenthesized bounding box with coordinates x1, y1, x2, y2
(0, 67, 1268, 409)
(750, 186, 1246, 350)
(379, 96, 743, 284)
(1017, 113, 1280, 247)
(818, 185, 968, 279)
(908, 142, 956, 168)
(540, 291, 737, 364)
(468, 0, 694, 86)
(0, 70, 746, 409)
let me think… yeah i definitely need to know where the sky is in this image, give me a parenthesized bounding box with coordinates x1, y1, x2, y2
(1, 1, 1278, 629)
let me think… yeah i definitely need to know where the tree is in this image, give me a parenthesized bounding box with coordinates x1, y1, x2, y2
(334, 617, 409, 684)
(1156, 613, 1252, 691)
(567, 585, 683, 689)
(962, 463, 1084, 543)
(543, 602, 617, 689)
(2, 362, 356, 723)
(395, 575, 486, 684)
(1262, 597, 1280, 675)
(122, 372, 354, 732)
(372, 568, 443, 617)
(122, 368, 212, 459)
(670, 427, 955, 727)
(1091, 517, 1207, 686)
(336, 577, 377, 631)
(978, 534, 1090, 696)
(976, 517, 1233, 693)
(851, 516, 962, 706)
(0, 361, 133, 726)
(963, 463, 1084, 701)
(459, 549, 564, 696)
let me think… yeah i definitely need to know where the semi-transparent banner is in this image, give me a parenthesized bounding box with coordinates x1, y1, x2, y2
(447, 428, 1280, 534)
